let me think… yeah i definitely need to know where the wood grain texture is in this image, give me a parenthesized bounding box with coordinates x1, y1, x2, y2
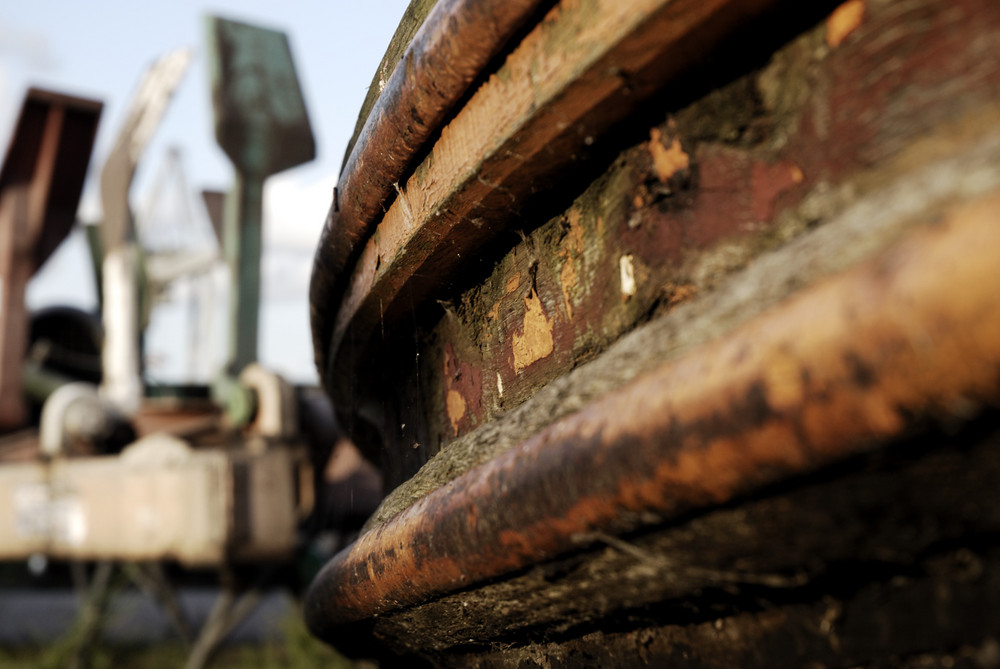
(316, 0, 796, 404)
(370, 421, 1000, 663)
(306, 185, 1000, 635)
(369, 120, 1000, 523)
(337, 0, 1000, 484)
(309, 0, 548, 379)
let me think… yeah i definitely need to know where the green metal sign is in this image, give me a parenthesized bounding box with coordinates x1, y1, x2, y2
(206, 17, 315, 178)
(206, 16, 315, 382)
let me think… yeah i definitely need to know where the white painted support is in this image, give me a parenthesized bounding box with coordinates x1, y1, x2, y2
(100, 246, 143, 415)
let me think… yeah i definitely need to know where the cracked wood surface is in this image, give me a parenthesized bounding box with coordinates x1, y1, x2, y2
(317, 0, 799, 417)
(306, 183, 1000, 638)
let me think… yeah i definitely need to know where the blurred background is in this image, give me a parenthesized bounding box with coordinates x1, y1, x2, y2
(2, 0, 410, 386)
(1, 2, 408, 666)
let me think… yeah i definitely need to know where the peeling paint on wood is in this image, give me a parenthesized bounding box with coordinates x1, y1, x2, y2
(442, 342, 483, 438)
(826, 0, 865, 48)
(648, 126, 691, 182)
(558, 210, 586, 319)
(370, 124, 1000, 530)
(313, 0, 1000, 497)
(304, 0, 1000, 660)
(306, 186, 1000, 635)
(318, 0, 824, 426)
(445, 390, 466, 436)
(512, 288, 555, 373)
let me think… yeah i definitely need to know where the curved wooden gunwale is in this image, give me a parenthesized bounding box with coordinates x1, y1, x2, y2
(305, 187, 1000, 636)
(321, 0, 791, 404)
(309, 0, 549, 379)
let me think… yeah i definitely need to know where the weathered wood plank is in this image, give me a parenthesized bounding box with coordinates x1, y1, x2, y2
(370, 117, 1000, 523)
(355, 0, 1000, 486)
(310, 0, 549, 378)
(321, 0, 812, 411)
(367, 418, 1000, 662)
(305, 182, 1000, 637)
(303, 0, 1000, 661)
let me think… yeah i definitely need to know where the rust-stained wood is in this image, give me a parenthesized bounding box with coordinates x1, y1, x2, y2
(334, 0, 1000, 486)
(314, 0, 817, 404)
(305, 185, 1000, 635)
(303, 0, 1000, 661)
(371, 118, 1000, 526)
(350, 422, 1000, 662)
(310, 0, 549, 378)
(0, 89, 102, 430)
(427, 543, 1000, 667)
(430, 0, 1000, 445)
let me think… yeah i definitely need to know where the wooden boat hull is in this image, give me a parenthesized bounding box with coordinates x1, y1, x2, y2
(307, 0, 1000, 663)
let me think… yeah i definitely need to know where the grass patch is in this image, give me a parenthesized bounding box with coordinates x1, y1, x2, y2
(0, 610, 374, 669)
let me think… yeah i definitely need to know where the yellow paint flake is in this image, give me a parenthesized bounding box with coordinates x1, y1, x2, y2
(565, 209, 585, 254)
(826, 0, 865, 48)
(649, 127, 690, 183)
(446, 389, 467, 436)
(560, 259, 578, 320)
(504, 273, 521, 295)
(557, 210, 586, 320)
(512, 288, 554, 373)
(444, 347, 467, 435)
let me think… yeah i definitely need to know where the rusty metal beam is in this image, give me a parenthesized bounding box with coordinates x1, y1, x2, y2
(0, 89, 102, 430)
(305, 186, 1000, 639)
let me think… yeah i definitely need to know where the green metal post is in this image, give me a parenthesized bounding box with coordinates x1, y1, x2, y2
(205, 15, 314, 423)
(224, 175, 264, 374)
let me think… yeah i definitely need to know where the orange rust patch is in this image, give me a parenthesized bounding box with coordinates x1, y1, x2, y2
(649, 127, 690, 183)
(826, 0, 865, 48)
(487, 300, 501, 321)
(446, 389, 468, 436)
(512, 288, 555, 373)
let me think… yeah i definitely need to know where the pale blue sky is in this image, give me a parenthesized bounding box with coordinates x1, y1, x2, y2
(1, 1, 411, 382)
